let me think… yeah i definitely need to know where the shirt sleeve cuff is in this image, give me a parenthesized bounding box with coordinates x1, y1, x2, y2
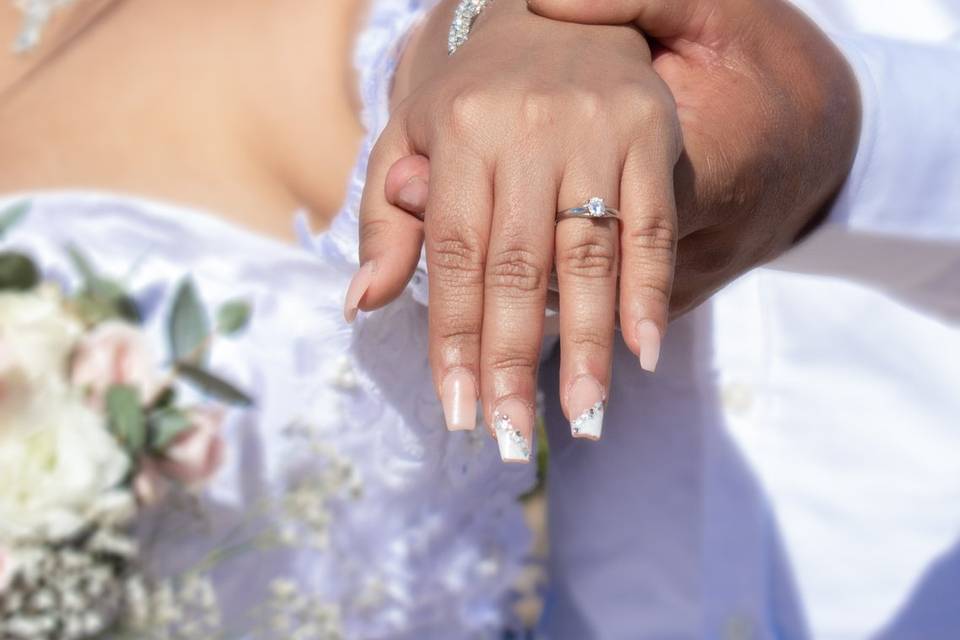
(771, 35, 960, 313)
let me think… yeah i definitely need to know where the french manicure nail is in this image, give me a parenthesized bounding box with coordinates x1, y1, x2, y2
(395, 176, 428, 212)
(344, 261, 376, 323)
(441, 370, 477, 431)
(492, 398, 532, 464)
(636, 320, 662, 373)
(568, 375, 605, 440)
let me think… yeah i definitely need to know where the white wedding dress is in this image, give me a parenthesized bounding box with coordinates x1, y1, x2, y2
(2, 191, 534, 638)
(0, 5, 533, 638)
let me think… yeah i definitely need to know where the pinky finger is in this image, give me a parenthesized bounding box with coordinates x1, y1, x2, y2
(618, 145, 679, 372)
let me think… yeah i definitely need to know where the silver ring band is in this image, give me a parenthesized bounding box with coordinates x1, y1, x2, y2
(557, 197, 620, 223)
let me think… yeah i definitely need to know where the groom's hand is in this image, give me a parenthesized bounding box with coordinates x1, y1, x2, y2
(523, 0, 861, 314)
(376, 0, 838, 319)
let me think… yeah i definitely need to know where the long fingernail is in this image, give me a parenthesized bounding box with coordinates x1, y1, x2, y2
(492, 398, 532, 464)
(395, 176, 428, 212)
(568, 375, 605, 440)
(441, 370, 477, 431)
(344, 261, 376, 323)
(635, 320, 662, 373)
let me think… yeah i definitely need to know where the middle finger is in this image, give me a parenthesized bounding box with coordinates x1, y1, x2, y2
(481, 154, 558, 463)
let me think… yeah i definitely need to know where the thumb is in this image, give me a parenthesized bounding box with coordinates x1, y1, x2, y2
(385, 154, 431, 220)
(526, 0, 708, 40)
(349, 122, 425, 322)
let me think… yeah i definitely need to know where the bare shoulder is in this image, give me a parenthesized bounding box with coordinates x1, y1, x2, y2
(0, 0, 365, 239)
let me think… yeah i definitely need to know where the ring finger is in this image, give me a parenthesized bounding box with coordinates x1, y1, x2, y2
(555, 154, 621, 440)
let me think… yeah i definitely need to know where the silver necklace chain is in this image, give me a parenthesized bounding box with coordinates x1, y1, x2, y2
(11, 0, 76, 53)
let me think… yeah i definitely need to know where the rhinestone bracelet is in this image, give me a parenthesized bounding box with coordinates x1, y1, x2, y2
(448, 0, 492, 55)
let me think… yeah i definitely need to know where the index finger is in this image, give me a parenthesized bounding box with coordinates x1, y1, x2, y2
(352, 120, 426, 320)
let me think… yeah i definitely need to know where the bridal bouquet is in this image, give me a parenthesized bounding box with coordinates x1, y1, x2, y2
(0, 203, 253, 639)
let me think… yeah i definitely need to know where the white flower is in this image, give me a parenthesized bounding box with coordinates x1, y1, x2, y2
(0, 286, 80, 378)
(0, 286, 82, 428)
(0, 391, 130, 544)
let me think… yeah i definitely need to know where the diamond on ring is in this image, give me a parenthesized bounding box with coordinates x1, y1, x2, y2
(556, 197, 621, 223)
(587, 197, 607, 217)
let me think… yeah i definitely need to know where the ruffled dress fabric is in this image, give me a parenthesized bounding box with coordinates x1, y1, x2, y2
(0, 3, 533, 638)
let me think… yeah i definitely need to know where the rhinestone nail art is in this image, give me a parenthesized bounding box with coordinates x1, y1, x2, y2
(570, 401, 604, 440)
(493, 411, 530, 463)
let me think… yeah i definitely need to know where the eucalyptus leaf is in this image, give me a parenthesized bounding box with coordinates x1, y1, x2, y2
(148, 407, 192, 450)
(216, 300, 252, 335)
(66, 244, 98, 284)
(66, 245, 141, 324)
(106, 385, 147, 454)
(0, 252, 39, 291)
(169, 278, 210, 364)
(0, 201, 29, 238)
(176, 362, 253, 407)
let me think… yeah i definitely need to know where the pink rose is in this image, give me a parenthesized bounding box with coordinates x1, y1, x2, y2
(71, 321, 162, 407)
(133, 457, 170, 506)
(0, 546, 17, 593)
(155, 408, 225, 487)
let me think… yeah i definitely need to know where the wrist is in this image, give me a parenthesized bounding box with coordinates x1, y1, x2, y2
(391, 0, 542, 108)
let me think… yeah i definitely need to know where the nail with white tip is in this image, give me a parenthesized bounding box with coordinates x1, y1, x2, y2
(492, 398, 532, 464)
(568, 375, 605, 440)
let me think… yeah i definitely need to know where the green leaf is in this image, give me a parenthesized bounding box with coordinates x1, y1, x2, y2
(169, 278, 210, 364)
(0, 251, 39, 291)
(66, 245, 141, 324)
(149, 386, 177, 410)
(0, 201, 29, 238)
(66, 244, 97, 284)
(176, 362, 253, 407)
(148, 407, 192, 450)
(216, 300, 252, 336)
(106, 384, 147, 454)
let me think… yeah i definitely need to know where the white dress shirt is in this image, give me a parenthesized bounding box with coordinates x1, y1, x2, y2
(541, 1, 960, 639)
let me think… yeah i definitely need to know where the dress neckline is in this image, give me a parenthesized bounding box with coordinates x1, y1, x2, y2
(0, 188, 323, 259)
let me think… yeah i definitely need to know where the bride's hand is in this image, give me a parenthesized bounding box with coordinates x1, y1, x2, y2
(351, 0, 681, 459)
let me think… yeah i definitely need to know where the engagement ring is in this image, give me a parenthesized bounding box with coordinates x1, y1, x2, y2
(557, 197, 621, 223)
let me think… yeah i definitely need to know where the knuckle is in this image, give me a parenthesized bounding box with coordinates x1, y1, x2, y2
(487, 350, 539, 376)
(436, 322, 482, 345)
(359, 216, 394, 248)
(486, 246, 547, 296)
(519, 92, 554, 129)
(568, 326, 612, 353)
(558, 234, 617, 279)
(635, 89, 675, 123)
(447, 91, 487, 138)
(429, 229, 486, 287)
(633, 281, 671, 310)
(626, 216, 677, 257)
(572, 89, 605, 121)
